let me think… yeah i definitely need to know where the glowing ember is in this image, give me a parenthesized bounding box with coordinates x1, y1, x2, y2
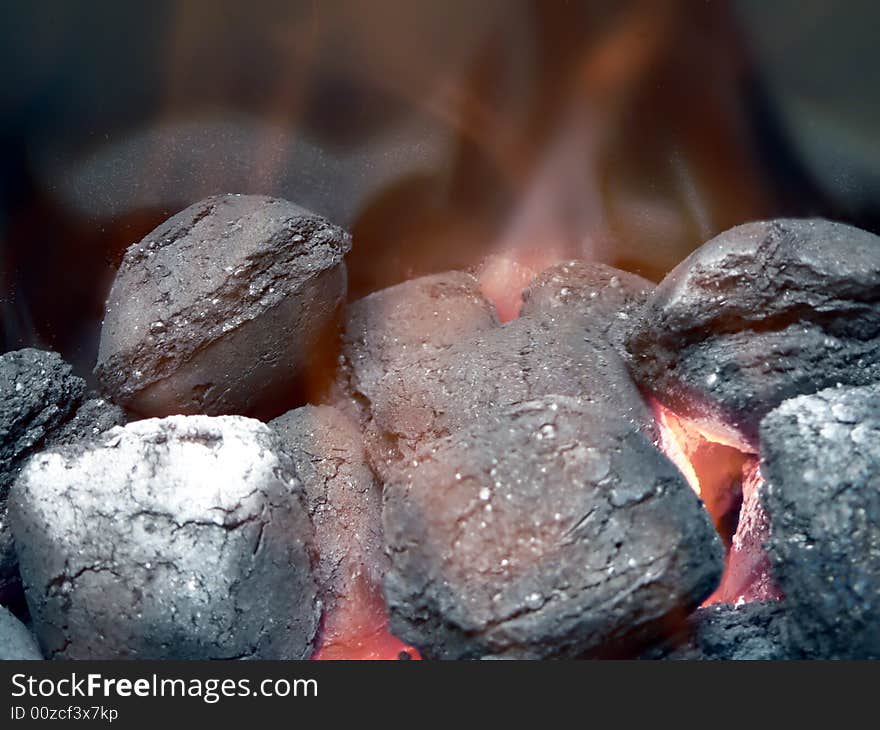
(312, 579, 420, 661)
(653, 400, 783, 608)
(652, 401, 746, 543)
(704, 460, 783, 606)
(654, 402, 701, 495)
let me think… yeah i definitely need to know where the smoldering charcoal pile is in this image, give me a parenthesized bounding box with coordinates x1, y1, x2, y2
(2, 197, 880, 661)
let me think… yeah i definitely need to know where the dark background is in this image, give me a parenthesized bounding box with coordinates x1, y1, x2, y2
(1, 0, 878, 384)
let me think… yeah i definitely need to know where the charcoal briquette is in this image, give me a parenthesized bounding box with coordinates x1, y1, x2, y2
(9, 415, 318, 659)
(342, 272, 653, 477)
(340, 270, 498, 404)
(383, 395, 723, 659)
(521, 260, 654, 355)
(270, 405, 386, 615)
(0, 349, 84, 494)
(95, 194, 351, 420)
(1, 350, 86, 599)
(627, 219, 880, 450)
(760, 383, 880, 659)
(644, 601, 794, 660)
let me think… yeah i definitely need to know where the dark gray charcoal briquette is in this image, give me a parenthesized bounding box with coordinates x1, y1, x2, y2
(760, 384, 880, 659)
(340, 270, 498, 409)
(521, 260, 654, 355)
(627, 219, 880, 450)
(51, 398, 127, 446)
(270, 405, 386, 615)
(9, 415, 318, 660)
(95, 194, 351, 420)
(383, 396, 722, 659)
(0, 349, 84, 495)
(644, 601, 794, 660)
(341, 271, 653, 477)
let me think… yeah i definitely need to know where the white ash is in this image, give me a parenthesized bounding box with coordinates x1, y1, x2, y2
(10, 415, 318, 659)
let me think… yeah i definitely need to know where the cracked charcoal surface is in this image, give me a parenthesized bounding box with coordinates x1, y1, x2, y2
(627, 219, 880, 450)
(644, 602, 794, 660)
(270, 405, 386, 615)
(521, 261, 654, 355)
(95, 194, 351, 420)
(341, 271, 653, 477)
(9, 415, 318, 660)
(0, 349, 85, 599)
(0, 605, 43, 660)
(760, 384, 880, 659)
(383, 396, 723, 659)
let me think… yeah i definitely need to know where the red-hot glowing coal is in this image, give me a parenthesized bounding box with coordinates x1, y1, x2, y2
(312, 579, 420, 661)
(653, 402, 745, 541)
(705, 459, 784, 606)
(653, 401, 783, 607)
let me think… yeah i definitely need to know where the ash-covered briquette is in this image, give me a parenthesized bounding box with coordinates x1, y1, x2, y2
(0, 605, 43, 660)
(383, 396, 723, 660)
(521, 261, 654, 355)
(644, 602, 794, 660)
(341, 271, 653, 477)
(270, 405, 386, 614)
(95, 194, 351, 420)
(760, 384, 880, 659)
(0, 349, 125, 602)
(9, 416, 318, 660)
(627, 219, 880, 450)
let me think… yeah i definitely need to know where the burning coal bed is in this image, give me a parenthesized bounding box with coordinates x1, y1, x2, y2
(2, 195, 880, 660)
